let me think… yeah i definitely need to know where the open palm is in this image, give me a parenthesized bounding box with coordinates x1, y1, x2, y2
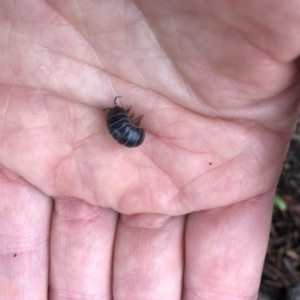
(0, 1, 299, 299)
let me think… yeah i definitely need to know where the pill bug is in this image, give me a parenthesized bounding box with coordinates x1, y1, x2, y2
(103, 96, 145, 147)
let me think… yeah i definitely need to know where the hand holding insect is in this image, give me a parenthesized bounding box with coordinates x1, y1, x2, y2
(0, 1, 299, 299)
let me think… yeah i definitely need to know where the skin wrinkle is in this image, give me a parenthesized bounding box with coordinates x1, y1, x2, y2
(0, 225, 48, 256)
(37, 95, 53, 131)
(153, 12, 221, 104)
(182, 167, 238, 211)
(233, 192, 272, 211)
(193, 1, 297, 63)
(181, 146, 243, 192)
(50, 104, 97, 199)
(124, 165, 165, 214)
(232, 6, 299, 62)
(225, 22, 282, 65)
(141, 141, 179, 198)
(134, 5, 197, 99)
(186, 289, 257, 300)
(73, 0, 85, 29)
(121, 213, 173, 229)
(253, 124, 289, 161)
(240, 86, 300, 125)
(38, 43, 100, 83)
(0, 87, 13, 145)
(14, 35, 113, 104)
(51, 151, 73, 197)
(144, 5, 292, 110)
(124, 19, 148, 85)
(73, 150, 85, 198)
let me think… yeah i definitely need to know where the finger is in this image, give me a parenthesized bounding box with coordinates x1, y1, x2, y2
(49, 199, 118, 299)
(113, 214, 185, 299)
(183, 190, 274, 300)
(0, 167, 52, 300)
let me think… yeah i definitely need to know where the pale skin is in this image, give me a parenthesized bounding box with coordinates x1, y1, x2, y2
(0, 0, 299, 299)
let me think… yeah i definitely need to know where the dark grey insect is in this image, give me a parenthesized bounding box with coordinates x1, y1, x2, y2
(103, 96, 145, 147)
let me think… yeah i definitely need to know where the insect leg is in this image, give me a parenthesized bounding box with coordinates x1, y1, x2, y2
(134, 114, 144, 126)
(126, 106, 132, 113)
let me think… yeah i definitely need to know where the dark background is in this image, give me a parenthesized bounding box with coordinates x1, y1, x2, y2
(259, 119, 300, 300)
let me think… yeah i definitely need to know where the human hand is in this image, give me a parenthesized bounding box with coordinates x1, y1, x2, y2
(0, 1, 299, 299)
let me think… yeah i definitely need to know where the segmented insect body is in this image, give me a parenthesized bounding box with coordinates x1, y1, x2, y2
(103, 96, 145, 147)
